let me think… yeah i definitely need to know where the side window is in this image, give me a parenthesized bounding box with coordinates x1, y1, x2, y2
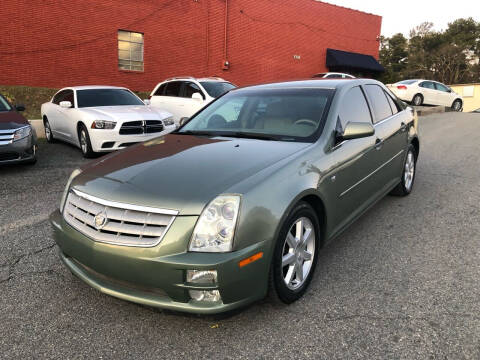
(63, 90, 75, 107)
(420, 81, 435, 89)
(164, 81, 182, 97)
(182, 82, 205, 99)
(364, 84, 393, 123)
(338, 86, 372, 130)
(154, 83, 167, 96)
(52, 90, 66, 105)
(384, 91, 399, 115)
(435, 83, 449, 92)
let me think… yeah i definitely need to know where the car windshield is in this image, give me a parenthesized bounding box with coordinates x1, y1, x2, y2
(200, 82, 236, 98)
(178, 88, 334, 142)
(0, 95, 12, 111)
(76, 89, 144, 108)
(397, 80, 418, 85)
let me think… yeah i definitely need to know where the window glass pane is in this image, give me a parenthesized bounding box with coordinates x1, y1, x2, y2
(118, 31, 130, 41)
(420, 81, 435, 89)
(435, 83, 449, 92)
(183, 82, 203, 98)
(364, 85, 393, 123)
(338, 86, 372, 129)
(180, 88, 334, 142)
(117, 30, 143, 71)
(64, 91, 74, 107)
(154, 84, 167, 96)
(77, 89, 144, 108)
(165, 82, 182, 97)
(384, 91, 399, 114)
(200, 82, 236, 98)
(0, 95, 12, 111)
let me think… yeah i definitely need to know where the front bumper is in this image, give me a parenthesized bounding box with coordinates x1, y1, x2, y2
(0, 134, 36, 164)
(89, 125, 177, 152)
(50, 210, 270, 314)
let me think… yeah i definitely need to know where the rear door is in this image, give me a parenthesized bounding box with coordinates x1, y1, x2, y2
(49, 90, 68, 139)
(150, 81, 184, 120)
(418, 81, 437, 104)
(434, 82, 454, 106)
(55, 89, 76, 142)
(363, 84, 409, 190)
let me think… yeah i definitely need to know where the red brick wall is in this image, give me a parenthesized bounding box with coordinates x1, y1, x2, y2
(1, 0, 381, 91)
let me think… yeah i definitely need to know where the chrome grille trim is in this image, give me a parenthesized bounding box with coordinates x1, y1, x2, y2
(63, 189, 178, 247)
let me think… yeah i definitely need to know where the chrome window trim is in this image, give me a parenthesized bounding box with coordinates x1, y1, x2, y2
(340, 149, 404, 198)
(71, 188, 179, 216)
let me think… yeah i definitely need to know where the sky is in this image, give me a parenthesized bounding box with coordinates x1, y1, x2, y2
(320, 0, 480, 37)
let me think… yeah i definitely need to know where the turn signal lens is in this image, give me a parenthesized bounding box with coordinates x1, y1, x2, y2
(239, 252, 264, 268)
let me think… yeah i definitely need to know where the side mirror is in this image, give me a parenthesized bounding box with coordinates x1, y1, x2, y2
(192, 92, 203, 101)
(59, 101, 72, 109)
(144, 99, 151, 105)
(179, 117, 189, 126)
(15, 104, 26, 112)
(340, 122, 374, 140)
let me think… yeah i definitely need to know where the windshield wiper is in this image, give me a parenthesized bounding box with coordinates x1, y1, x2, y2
(216, 132, 280, 141)
(175, 130, 218, 136)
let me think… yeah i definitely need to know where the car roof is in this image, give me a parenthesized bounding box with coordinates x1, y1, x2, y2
(161, 76, 229, 83)
(61, 85, 128, 91)
(232, 78, 381, 92)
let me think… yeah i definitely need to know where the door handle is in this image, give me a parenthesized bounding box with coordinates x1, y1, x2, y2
(375, 138, 384, 150)
(400, 122, 407, 132)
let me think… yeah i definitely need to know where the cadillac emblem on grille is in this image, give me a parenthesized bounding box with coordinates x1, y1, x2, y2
(94, 211, 108, 230)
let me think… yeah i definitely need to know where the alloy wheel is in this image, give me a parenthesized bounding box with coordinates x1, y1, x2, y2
(45, 122, 51, 140)
(281, 217, 315, 290)
(80, 130, 87, 154)
(404, 150, 415, 191)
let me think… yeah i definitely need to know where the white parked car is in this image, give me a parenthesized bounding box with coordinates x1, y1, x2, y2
(387, 79, 463, 111)
(312, 72, 355, 79)
(41, 86, 175, 157)
(149, 77, 236, 124)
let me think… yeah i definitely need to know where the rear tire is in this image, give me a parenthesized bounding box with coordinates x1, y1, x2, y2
(78, 124, 95, 158)
(390, 144, 417, 196)
(451, 99, 462, 112)
(269, 202, 320, 304)
(412, 94, 423, 106)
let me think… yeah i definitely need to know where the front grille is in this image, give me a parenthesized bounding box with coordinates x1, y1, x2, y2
(63, 189, 178, 247)
(0, 152, 19, 161)
(119, 120, 164, 135)
(0, 129, 15, 146)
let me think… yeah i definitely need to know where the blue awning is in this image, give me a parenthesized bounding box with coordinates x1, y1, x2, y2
(326, 48, 384, 73)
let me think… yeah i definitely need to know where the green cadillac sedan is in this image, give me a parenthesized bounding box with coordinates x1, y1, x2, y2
(50, 79, 419, 314)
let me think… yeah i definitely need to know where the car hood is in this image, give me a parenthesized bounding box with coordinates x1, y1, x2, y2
(0, 111, 29, 130)
(73, 134, 310, 215)
(79, 105, 171, 121)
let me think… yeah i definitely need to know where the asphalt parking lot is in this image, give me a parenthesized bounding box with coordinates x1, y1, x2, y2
(1, 112, 479, 359)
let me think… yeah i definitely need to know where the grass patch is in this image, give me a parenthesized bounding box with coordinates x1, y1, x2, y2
(0, 85, 151, 120)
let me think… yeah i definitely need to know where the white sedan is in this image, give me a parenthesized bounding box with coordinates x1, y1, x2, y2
(41, 86, 175, 157)
(387, 79, 463, 111)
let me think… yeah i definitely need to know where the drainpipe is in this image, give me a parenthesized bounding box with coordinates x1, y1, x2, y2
(222, 0, 230, 70)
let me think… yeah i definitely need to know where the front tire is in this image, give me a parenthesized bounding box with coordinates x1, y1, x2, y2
(390, 144, 417, 196)
(412, 94, 423, 106)
(451, 99, 462, 112)
(78, 124, 95, 158)
(44, 118, 54, 143)
(269, 202, 320, 304)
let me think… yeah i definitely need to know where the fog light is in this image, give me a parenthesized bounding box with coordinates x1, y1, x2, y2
(189, 289, 221, 302)
(187, 270, 220, 302)
(187, 270, 217, 284)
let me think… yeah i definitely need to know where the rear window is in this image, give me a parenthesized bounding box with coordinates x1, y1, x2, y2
(0, 95, 12, 111)
(200, 82, 236, 98)
(364, 84, 393, 123)
(397, 80, 417, 85)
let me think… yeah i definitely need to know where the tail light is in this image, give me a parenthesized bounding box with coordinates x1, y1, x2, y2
(397, 85, 407, 90)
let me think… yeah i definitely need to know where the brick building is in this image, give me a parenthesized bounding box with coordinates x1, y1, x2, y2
(1, 0, 382, 91)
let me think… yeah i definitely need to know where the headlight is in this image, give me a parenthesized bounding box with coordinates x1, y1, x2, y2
(13, 126, 32, 141)
(189, 195, 241, 252)
(60, 168, 82, 213)
(163, 116, 174, 126)
(91, 120, 116, 129)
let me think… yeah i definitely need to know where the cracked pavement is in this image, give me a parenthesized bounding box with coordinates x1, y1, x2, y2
(1, 113, 480, 359)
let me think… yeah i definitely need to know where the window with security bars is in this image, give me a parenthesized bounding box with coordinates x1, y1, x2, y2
(118, 30, 144, 71)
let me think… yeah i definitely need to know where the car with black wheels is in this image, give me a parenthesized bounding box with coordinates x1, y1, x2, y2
(0, 93, 37, 165)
